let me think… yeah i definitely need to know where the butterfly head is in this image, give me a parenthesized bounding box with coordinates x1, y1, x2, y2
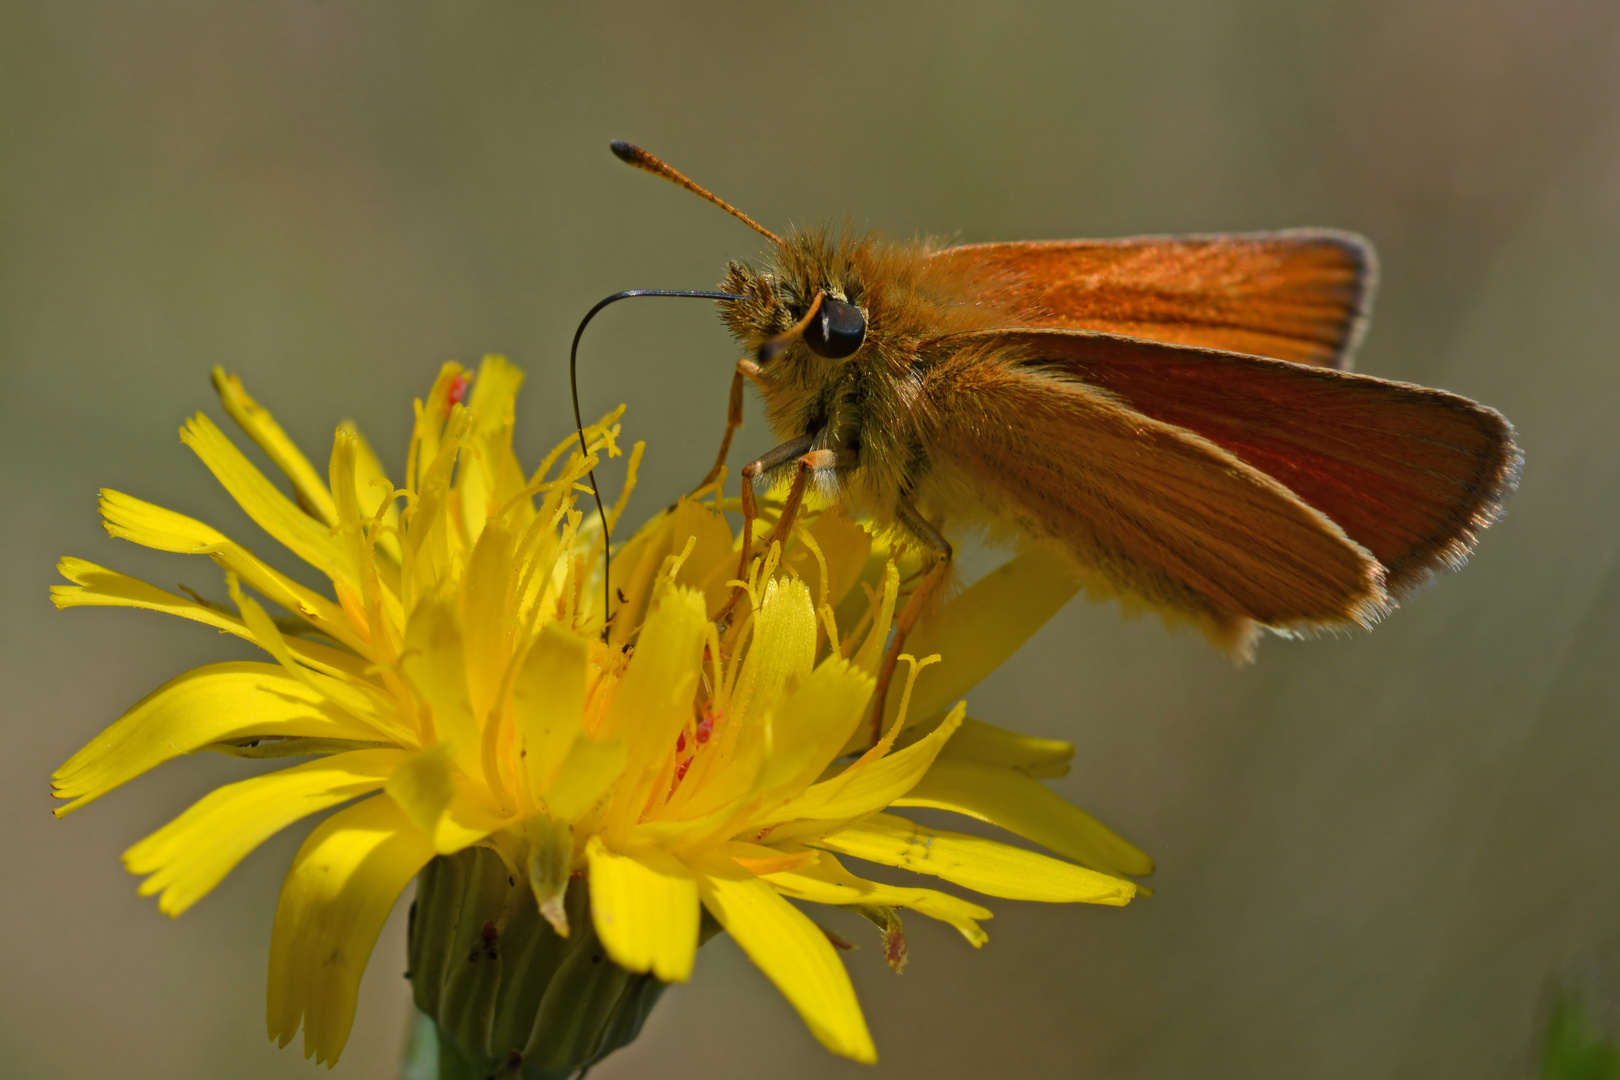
(720, 228, 879, 375)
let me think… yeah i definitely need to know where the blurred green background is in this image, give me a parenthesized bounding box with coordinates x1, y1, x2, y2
(5, 2, 1620, 1077)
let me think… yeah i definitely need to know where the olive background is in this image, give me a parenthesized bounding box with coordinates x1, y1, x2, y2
(5, 3, 1620, 1077)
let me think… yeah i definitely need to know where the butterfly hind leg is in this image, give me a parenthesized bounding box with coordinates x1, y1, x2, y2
(869, 499, 954, 745)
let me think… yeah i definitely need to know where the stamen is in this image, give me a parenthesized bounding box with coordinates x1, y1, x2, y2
(843, 652, 943, 772)
(701, 621, 726, 715)
(663, 534, 700, 583)
(853, 562, 901, 672)
(888, 654, 942, 742)
(605, 441, 645, 532)
(792, 520, 832, 613)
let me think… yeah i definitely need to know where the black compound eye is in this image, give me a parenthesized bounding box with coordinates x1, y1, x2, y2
(803, 298, 866, 359)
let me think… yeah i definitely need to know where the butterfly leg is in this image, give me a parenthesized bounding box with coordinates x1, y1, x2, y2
(716, 434, 814, 623)
(765, 447, 854, 549)
(869, 500, 954, 744)
(695, 359, 760, 493)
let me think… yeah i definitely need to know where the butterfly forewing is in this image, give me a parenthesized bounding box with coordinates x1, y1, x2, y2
(932, 232, 1374, 369)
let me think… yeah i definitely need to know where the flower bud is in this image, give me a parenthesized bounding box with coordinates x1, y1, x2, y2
(406, 846, 675, 1079)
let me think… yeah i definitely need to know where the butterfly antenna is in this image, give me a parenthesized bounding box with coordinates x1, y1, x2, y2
(610, 141, 782, 245)
(570, 289, 750, 637)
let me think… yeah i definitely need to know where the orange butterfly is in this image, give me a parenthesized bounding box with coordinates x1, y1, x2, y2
(590, 142, 1518, 710)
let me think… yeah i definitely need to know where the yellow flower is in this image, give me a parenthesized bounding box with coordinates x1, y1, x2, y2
(51, 357, 1152, 1068)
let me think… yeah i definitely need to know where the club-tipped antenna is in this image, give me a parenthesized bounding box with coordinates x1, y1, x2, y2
(611, 140, 782, 245)
(570, 289, 750, 635)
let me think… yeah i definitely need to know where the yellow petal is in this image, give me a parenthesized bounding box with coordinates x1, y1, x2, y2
(98, 490, 368, 654)
(669, 654, 870, 840)
(336, 421, 403, 563)
(586, 837, 699, 982)
(266, 795, 435, 1065)
(895, 758, 1154, 878)
(99, 487, 228, 551)
(669, 496, 739, 617)
(933, 716, 1074, 779)
(512, 623, 588, 799)
(399, 595, 484, 783)
(51, 662, 384, 815)
(718, 840, 819, 876)
(598, 581, 707, 837)
(401, 403, 471, 604)
(693, 855, 876, 1063)
(459, 518, 517, 723)
(760, 705, 963, 825)
(599, 580, 707, 746)
(815, 813, 1135, 905)
(764, 851, 992, 947)
(327, 429, 404, 644)
(751, 655, 877, 806)
(208, 737, 391, 760)
(605, 505, 675, 646)
(384, 744, 512, 854)
(457, 355, 529, 542)
(180, 413, 351, 587)
(125, 748, 410, 916)
(729, 576, 818, 730)
(51, 557, 369, 681)
(230, 580, 410, 746)
(211, 367, 339, 527)
(409, 362, 467, 494)
(884, 547, 1081, 728)
(544, 735, 627, 822)
(464, 354, 524, 430)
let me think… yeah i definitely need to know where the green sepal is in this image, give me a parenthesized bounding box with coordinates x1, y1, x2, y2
(436, 848, 511, 1055)
(525, 815, 573, 938)
(405, 846, 720, 1079)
